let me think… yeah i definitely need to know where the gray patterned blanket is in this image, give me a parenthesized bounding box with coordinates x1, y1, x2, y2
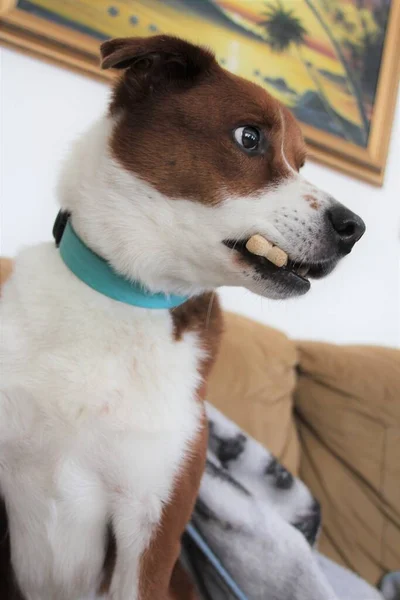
(182, 404, 385, 600)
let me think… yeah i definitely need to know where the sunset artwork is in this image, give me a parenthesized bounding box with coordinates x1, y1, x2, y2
(1, 0, 399, 183)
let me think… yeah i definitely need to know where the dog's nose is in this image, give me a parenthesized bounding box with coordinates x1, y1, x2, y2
(327, 205, 366, 253)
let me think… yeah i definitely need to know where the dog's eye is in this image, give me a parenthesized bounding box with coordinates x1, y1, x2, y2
(234, 126, 261, 152)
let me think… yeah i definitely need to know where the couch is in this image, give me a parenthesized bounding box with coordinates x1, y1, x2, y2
(207, 311, 400, 588)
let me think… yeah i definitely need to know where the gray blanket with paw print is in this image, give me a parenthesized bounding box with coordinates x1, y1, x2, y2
(182, 403, 385, 600)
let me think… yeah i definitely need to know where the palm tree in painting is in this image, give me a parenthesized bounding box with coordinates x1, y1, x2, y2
(260, 0, 307, 52)
(259, 1, 351, 142)
(304, 0, 369, 145)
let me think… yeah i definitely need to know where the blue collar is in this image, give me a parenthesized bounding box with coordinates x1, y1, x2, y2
(58, 221, 188, 309)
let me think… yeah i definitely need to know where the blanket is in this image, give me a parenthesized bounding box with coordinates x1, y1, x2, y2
(182, 404, 385, 600)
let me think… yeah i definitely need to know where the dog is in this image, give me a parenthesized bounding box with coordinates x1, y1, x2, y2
(0, 35, 365, 600)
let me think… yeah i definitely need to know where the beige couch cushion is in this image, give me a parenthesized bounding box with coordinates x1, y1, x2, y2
(295, 342, 400, 585)
(208, 312, 300, 475)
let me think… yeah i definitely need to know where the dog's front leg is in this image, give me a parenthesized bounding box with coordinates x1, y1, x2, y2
(109, 494, 160, 600)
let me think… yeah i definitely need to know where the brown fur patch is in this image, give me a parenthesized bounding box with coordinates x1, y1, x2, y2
(137, 294, 223, 599)
(304, 195, 321, 210)
(169, 560, 199, 600)
(280, 105, 307, 169)
(106, 36, 307, 205)
(101, 35, 215, 76)
(138, 413, 206, 600)
(171, 293, 223, 378)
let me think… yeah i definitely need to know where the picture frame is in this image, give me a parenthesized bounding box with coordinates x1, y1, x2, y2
(1, 0, 399, 186)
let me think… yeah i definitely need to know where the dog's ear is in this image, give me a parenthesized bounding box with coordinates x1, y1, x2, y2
(100, 35, 215, 84)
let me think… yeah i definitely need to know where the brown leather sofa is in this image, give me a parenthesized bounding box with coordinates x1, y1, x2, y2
(1, 258, 399, 587)
(208, 311, 400, 587)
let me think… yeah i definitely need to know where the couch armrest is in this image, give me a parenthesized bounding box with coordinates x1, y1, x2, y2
(295, 341, 400, 586)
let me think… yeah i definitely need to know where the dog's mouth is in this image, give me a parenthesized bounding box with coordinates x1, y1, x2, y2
(224, 237, 337, 290)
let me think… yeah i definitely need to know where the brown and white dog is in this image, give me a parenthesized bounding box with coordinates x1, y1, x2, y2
(0, 36, 365, 600)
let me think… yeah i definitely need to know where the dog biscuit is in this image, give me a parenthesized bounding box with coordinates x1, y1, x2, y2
(246, 235, 288, 268)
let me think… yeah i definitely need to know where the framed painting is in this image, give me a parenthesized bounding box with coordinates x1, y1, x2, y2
(1, 0, 399, 185)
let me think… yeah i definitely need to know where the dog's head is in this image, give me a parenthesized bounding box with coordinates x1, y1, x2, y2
(60, 35, 365, 299)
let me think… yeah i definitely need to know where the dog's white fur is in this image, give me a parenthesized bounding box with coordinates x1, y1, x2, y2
(1, 115, 337, 599)
(1, 242, 204, 599)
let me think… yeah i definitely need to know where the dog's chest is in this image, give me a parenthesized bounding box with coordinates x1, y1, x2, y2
(25, 307, 202, 434)
(2, 245, 204, 432)
(1, 246, 207, 598)
(1, 243, 204, 521)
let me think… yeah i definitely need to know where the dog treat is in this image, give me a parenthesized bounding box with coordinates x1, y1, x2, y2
(246, 234, 288, 268)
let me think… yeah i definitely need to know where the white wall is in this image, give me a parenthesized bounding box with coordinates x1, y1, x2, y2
(1, 47, 399, 347)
